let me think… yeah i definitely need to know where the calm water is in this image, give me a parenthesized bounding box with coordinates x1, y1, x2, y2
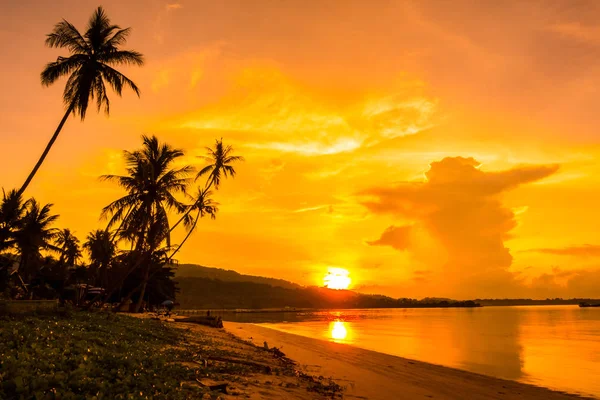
(222, 306, 600, 398)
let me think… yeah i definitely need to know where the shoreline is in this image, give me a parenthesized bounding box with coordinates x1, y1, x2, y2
(225, 322, 594, 400)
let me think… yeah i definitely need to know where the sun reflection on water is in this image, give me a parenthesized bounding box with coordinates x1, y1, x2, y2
(329, 321, 349, 342)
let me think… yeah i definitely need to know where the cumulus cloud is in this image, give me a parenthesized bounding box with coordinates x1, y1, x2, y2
(362, 156, 559, 298)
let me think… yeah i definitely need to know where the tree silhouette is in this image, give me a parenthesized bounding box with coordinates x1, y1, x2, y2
(101, 135, 192, 311)
(19, 7, 144, 195)
(14, 200, 59, 282)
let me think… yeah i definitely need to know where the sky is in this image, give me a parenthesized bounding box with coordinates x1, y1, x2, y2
(2, 0, 600, 299)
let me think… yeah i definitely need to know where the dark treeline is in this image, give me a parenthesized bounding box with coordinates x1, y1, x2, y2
(176, 277, 480, 309)
(476, 298, 600, 306)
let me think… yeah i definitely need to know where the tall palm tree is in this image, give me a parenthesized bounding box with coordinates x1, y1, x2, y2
(19, 7, 144, 195)
(84, 229, 116, 287)
(170, 139, 243, 233)
(15, 200, 59, 282)
(197, 139, 244, 190)
(55, 229, 82, 267)
(101, 135, 192, 311)
(168, 188, 218, 261)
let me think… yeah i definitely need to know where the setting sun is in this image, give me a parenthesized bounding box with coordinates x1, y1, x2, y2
(324, 268, 351, 290)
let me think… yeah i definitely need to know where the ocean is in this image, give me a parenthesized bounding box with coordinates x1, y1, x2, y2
(221, 305, 600, 398)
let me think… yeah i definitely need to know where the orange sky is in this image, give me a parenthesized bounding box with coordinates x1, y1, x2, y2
(2, 0, 600, 299)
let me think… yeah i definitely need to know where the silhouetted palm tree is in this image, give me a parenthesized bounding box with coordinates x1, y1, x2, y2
(84, 229, 116, 287)
(168, 188, 218, 261)
(55, 229, 82, 267)
(197, 139, 244, 190)
(19, 7, 144, 195)
(15, 200, 59, 282)
(0, 189, 27, 252)
(101, 135, 192, 311)
(170, 139, 243, 233)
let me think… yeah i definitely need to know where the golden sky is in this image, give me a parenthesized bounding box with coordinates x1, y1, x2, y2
(2, 0, 600, 298)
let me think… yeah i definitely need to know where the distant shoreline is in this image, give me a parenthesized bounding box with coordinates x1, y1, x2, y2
(177, 301, 598, 315)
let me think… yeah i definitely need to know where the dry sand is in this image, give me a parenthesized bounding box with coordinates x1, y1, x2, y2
(226, 322, 592, 400)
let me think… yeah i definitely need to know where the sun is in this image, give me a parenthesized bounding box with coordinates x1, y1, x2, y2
(324, 267, 351, 290)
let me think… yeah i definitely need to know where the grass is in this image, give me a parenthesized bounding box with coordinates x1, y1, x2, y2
(0, 311, 344, 399)
(0, 312, 208, 399)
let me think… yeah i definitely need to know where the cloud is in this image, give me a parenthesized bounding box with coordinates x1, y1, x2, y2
(367, 225, 412, 251)
(548, 23, 600, 45)
(362, 157, 559, 298)
(527, 244, 600, 257)
(176, 66, 438, 156)
(166, 3, 183, 11)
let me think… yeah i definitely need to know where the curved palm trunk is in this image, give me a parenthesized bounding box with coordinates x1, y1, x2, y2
(18, 105, 74, 196)
(168, 210, 200, 262)
(169, 180, 213, 233)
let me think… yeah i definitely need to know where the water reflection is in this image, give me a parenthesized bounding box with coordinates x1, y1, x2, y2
(227, 306, 600, 397)
(329, 321, 349, 342)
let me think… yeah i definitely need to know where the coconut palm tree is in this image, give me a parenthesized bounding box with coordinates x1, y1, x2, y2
(168, 188, 218, 261)
(170, 139, 243, 233)
(101, 135, 192, 311)
(197, 138, 244, 190)
(84, 229, 116, 287)
(14, 200, 59, 282)
(55, 229, 82, 267)
(0, 189, 27, 252)
(18, 7, 144, 195)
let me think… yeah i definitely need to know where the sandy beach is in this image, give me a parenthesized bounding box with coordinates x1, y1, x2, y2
(226, 322, 591, 400)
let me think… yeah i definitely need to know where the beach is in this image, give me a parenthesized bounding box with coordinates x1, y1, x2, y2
(225, 322, 591, 400)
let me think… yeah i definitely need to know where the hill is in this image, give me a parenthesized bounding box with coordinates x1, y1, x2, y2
(174, 263, 301, 290)
(175, 276, 479, 310)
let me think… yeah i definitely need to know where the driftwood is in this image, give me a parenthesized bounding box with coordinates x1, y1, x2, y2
(180, 315, 223, 328)
(195, 379, 228, 394)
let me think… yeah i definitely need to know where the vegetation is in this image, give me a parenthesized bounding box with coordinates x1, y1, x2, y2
(1, 135, 243, 311)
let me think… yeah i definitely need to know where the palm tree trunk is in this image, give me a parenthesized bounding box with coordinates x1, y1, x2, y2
(133, 265, 149, 313)
(168, 210, 200, 262)
(169, 181, 213, 233)
(18, 105, 74, 196)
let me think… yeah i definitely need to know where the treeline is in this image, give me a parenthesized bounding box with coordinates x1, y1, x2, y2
(176, 277, 481, 309)
(476, 298, 600, 306)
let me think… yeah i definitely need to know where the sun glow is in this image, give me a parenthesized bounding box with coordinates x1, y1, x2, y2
(329, 321, 348, 341)
(324, 267, 351, 290)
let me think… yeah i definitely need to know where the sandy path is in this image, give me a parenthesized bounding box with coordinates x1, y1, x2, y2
(226, 322, 591, 400)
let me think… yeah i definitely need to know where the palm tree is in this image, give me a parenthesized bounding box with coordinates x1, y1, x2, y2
(84, 229, 116, 287)
(101, 135, 192, 311)
(0, 189, 27, 252)
(168, 188, 218, 261)
(55, 229, 82, 267)
(170, 139, 243, 233)
(197, 138, 244, 190)
(14, 200, 59, 282)
(18, 7, 144, 195)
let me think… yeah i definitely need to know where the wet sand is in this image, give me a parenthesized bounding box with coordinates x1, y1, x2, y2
(226, 322, 592, 400)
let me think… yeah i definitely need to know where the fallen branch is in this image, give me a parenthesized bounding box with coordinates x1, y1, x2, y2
(194, 379, 228, 394)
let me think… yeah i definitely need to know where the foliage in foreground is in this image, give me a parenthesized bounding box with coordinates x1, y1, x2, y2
(0, 313, 203, 399)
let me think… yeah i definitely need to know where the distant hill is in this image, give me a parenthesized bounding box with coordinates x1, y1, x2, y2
(175, 276, 479, 310)
(174, 263, 301, 290)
